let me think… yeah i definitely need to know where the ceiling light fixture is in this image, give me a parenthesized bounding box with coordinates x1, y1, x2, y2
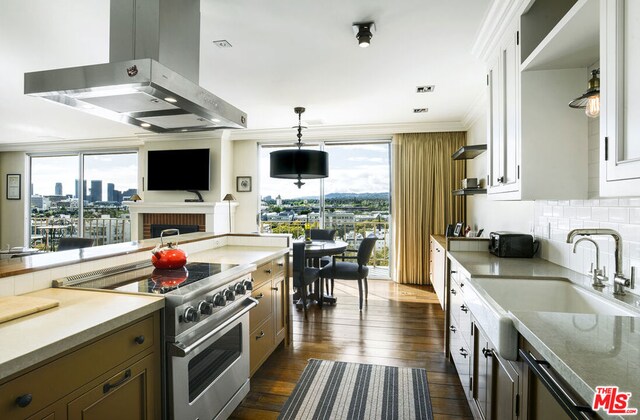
(569, 69, 600, 118)
(164, 97, 177, 103)
(140, 123, 151, 128)
(270, 107, 329, 188)
(352, 22, 376, 48)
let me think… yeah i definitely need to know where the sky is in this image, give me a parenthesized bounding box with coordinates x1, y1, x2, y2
(30, 153, 138, 199)
(258, 143, 390, 199)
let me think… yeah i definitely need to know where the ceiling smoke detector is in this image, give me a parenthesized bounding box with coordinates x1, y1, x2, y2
(413, 108, 429, 113)
(212, 40, 233, 48)
(416, 85, 435, 93)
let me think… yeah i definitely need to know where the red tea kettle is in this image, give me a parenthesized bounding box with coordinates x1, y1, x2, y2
(151, 229, 188, 269)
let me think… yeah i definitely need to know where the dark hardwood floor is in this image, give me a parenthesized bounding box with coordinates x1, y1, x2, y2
(230, 279, 472, 420)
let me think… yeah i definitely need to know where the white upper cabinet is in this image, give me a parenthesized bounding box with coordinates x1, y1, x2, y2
(600, 0, 640, 196)
(479, 0, 594, 200)
(487, 26, 521, 198)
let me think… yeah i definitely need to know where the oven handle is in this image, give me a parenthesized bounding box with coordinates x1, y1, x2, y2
(168, 297, 258, 358)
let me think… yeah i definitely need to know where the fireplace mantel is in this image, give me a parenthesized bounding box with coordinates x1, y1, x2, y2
(126, 201, 238, 240)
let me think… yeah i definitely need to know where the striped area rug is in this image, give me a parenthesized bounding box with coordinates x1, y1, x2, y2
(278, 359, 433, 420)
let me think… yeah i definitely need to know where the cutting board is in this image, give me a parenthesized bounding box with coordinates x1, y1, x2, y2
(0, 296, 60, 324)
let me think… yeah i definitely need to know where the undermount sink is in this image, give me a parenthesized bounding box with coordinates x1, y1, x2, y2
(465, 277, 638, 360)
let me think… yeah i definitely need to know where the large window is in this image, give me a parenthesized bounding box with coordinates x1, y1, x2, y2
(259, 141, 391, 276)
(30, 152, 138, 251)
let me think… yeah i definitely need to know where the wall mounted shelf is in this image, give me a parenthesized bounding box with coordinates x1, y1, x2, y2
(453, 188, 487, 196)
(452, 144, 487, 160)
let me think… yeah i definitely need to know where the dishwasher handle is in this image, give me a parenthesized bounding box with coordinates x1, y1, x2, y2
(519, 349, 596, 419)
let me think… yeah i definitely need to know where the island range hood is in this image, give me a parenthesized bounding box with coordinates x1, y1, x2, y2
(24, 0, 247, 133)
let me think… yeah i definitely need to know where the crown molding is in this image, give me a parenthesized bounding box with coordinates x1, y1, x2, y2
(471, 0, 530, 62)
(462, 91, 487, 130)
(228, 121, 467, 142)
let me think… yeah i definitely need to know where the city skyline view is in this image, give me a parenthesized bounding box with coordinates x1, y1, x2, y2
(30, 153, 138, 199)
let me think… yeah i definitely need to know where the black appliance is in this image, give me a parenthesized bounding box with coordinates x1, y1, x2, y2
(147, 148, 210, 191)
(489, 232, 538, 258)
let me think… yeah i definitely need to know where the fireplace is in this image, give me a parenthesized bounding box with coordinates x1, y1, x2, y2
(150, 224, 199, 238)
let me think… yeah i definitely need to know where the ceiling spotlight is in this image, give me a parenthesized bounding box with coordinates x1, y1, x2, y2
(164, 97, 177, 103)
(352, 22, 376, 48)
(140, 122, 151, 128)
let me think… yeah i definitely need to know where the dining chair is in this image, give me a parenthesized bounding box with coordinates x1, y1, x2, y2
(309, 229, 337, 292)
(320, 237, 377, 310)
(292, 242, 321, 319)
(57, 237, 94, 251)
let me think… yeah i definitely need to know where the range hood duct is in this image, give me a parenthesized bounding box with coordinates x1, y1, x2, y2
(24, 0, 247, 133)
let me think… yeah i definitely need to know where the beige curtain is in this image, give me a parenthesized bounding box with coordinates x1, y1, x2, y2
(392, 132, 466, 285)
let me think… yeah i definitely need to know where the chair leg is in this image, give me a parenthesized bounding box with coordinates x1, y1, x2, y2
(319, 277, 324, 307)
(357, 278, 363, 311)
(364, 277, 368, 300)
(330, 278, 334, 296)
(300, 286, 308, 320)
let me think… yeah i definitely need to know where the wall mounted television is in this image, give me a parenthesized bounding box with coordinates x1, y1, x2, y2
(147, 148, 210, 191)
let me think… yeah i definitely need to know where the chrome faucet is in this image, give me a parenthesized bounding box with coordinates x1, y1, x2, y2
(572, 237, 607, 288)
(566, 228, 635, 295)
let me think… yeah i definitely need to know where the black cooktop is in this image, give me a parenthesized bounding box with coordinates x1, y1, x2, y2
(70, 262, 238, 295)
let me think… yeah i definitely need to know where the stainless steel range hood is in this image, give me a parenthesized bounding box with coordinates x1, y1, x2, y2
(24, 0, 247, 133)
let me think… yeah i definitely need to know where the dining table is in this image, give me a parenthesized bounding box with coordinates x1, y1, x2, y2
(37, 225, 72, 251)
(294, 239, 348, 306)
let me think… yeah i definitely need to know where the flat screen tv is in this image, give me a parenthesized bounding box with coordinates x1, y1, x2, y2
(147, 148, 210, 191)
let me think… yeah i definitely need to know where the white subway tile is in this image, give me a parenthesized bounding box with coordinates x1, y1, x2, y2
(13, 273, 34, 295)
(600, 198, 619, 207)
(609, 207, 630, 223)
(619, 198, 631, 207)
(559, 200, 570, 206)
(591, 207, 609, 221)
(570, 200, 584, 207)
(576, 207, 591, 220)
(628, 198, 640, 206)
(570, 220, 584, 230)
(0, 278, 15, 296)
(564, 207, 577, 219)
(543, 206, 553, 217)
(552, 207, 563, 217)
(629, 208, 640, 224)
(587, 199, 600, 206)
(557, 218, 571, 230)
(548, 200, 558, 206)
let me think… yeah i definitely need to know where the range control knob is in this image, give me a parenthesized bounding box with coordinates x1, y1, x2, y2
(243, 279, 253, 291)
(210, 292, 226, 307)
(182, 306, 197, 323)
(235, 283, 247, 295)
(198, 300, 214, 315)
(224, 288, 236, 302)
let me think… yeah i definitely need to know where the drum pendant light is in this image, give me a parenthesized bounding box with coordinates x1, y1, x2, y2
(270, 107, 329, 188)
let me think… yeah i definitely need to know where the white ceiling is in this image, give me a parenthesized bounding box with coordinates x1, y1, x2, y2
(0, 0, 490, 144)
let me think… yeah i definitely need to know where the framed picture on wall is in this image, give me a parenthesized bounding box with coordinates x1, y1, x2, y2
(6, 174, 21, 200)
(236, 176, 252, 192)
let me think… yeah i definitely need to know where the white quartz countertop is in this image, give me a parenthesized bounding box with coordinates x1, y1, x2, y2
(511, 311, 640, 417)
(447, 251, 640, 418)
(0, 288, 163, 381)
(189, 245, 289, 267)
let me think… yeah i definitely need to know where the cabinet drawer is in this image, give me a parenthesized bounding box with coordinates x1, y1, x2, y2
(450, 281, 463, 325)
(272, 256, 286, 278)
(249, 281, 273, 332)
(0, 315, 155, 419)
(252, 262, 273, 288)
(451, 327, 472, 398)
(249, 316, 274, 375)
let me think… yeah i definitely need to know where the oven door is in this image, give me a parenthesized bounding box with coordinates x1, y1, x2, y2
(167, 298, 257, 420)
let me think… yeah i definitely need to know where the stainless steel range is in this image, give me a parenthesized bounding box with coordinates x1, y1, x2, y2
(56, 260, 258, 420)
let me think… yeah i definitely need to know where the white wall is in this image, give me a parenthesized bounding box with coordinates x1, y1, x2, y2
(465, 114, 535, 234)
(0, 152, 28, 247)
(232, 140, 259, 233)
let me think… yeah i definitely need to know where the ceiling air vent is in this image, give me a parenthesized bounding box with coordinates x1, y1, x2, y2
(213, 40, 233, 48)
(416, 85, 435, 93)
(413, 108, 429, 113)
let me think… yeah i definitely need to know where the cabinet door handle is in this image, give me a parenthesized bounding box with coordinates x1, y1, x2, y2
(450, 288, 457, 295)
(482, 347, 493, 358)
(461, 304, 469, 313)
(103, 369, 131, 394)
(134, 335, 145, 345)
(451, 270, 457, 274)
(277, 262, 284, 267)
(460, 282, 464, 288)
(449, 325, 457, 333)
(255, 292, 264, 299)
(459, 348, 468, 358)
(265, 269, 272, 274)
(15, 393, 32, 408)
(256, 331, 265, 340)
(272, 287, 279, 291)
(436, 248, 441, 253)
(497, 176, 505, 183)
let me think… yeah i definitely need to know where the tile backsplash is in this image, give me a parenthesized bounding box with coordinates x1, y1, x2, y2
(534, 198, 640, 295)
